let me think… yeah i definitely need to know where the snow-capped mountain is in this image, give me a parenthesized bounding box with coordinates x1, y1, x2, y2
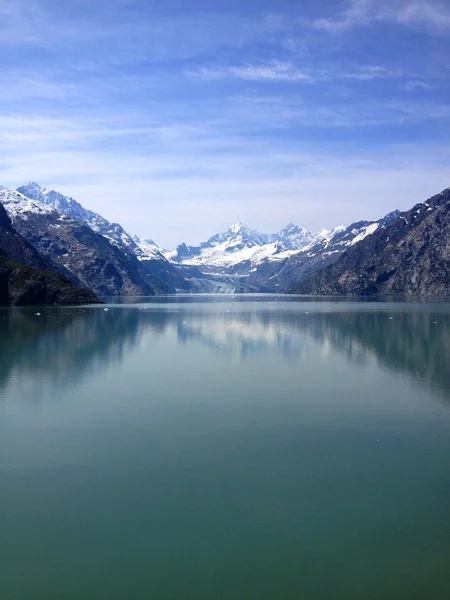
(1, 186, 173, 296)
(166, 212, 401, 292)
(294, 190, 450, 295)
(249, 213, 402, 292)
(168, 221, 320, 269)
(17, 182, 188, 292)
(17, 182, 141, 256)
(278, 223, 318, 250)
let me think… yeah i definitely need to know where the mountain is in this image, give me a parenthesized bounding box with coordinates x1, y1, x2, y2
(259, 211, 401, 292)
(1, 186, 167, 297)
(169, 222, 269, 264)
(168, 221, 317, 266)
(292, 189, 450, 295)
(278, 223, 318, 250)
(167, 215, 400, 293)
(17, 182, 186, 292)
(17, 182, 139, 255)
(166, 222, 295, 292)
(0, 203, 98, 306)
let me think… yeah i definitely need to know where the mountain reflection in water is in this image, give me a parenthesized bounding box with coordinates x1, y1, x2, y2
(1, 299, 449, 401)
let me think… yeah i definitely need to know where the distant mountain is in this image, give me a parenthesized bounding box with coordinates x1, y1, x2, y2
(1, 186, 167, 297)
(167, 215, 400, 293)
(0, 202, 98, 306)
(292, 189, 450, 295)
(278, 223, 318, 250)
(168, 221, 318, 267)
(17, 182, 187, 292)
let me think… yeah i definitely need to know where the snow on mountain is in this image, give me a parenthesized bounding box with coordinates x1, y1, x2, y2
(1, 186, 57, 220)
(168, 221, 322, 269)
(347, 222, 380, 246)
(18, 182, 107, 230)
(132, 236, 165, 261)
(278, 223, 317, 250)
(131, 233, 158, 247)
(17, 183, 171, 269)
(167, 211, 400, 293)
(17, 182, 140, 256)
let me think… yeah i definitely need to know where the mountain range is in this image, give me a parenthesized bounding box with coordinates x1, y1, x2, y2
(0, 181, 448, 304)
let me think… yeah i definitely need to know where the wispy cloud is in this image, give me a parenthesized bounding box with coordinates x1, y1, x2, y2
(315, 0, 450, 33)
(396, 1, 450, 29)
(402, 80, 432, 91)
(315, 0, 378, 32)
(343, 66, 404, 80)
(192, 60, 315, 83)
(190, 61, 404, 84)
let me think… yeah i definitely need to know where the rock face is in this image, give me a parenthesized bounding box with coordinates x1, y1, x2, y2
(258, 212, 401, 292)
(0, 204, 99, 306)
(1, 187, 163, 297)
(0, 201, 54, 271)
(17, 182, 185, 292)
(0, 252, 100, 306)
(292, 189, 450, 296)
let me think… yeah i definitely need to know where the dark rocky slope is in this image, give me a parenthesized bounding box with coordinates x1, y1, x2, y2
(0, 251, 100, 306)
(0, 203, 98, 306)
(0, 201, 78, 282)
(291, 188, 450, 295)
(18, 182, 185, 292)
(1, 187, 165, 297)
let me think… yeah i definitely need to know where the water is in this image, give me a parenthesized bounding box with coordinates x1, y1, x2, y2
(1, 296, 449, 600)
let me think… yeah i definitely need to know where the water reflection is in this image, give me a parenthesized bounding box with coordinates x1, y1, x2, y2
(1, 302, 449, 400)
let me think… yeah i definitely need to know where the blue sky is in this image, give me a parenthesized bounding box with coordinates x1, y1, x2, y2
(1, 0, 449, 247)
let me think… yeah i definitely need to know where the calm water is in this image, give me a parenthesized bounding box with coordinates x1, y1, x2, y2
(1, 296, 450, 600)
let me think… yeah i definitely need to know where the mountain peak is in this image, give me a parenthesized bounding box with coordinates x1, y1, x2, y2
(228, 222, 248, 234)
(18, 182, 48, 201)
(26, 181, 44, 189)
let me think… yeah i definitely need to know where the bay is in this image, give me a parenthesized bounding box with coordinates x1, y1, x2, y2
(1, 296, 449, 600)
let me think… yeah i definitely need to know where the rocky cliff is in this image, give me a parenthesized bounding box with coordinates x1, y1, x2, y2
(292, 189, 450, 296)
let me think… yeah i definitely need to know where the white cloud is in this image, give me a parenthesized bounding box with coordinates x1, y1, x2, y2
(192, 60, 315, 83)
(402, 80, 431, 90)
(343, 66, 404, 80)
(396, 1, 450, 29)
(191, 61, 404, 84)
(315, 0, 450, 33)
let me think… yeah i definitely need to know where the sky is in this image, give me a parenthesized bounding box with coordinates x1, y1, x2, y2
(1, 0, 449, 247)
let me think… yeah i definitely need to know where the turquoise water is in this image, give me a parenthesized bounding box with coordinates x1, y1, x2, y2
(1, 297, 449, 600)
